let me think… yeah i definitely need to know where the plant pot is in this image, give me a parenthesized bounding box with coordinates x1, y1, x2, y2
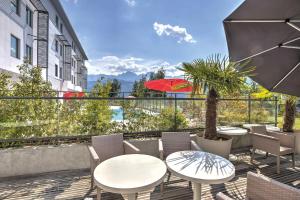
(196, 135, 232, 159)
(291, 131, 300, 155)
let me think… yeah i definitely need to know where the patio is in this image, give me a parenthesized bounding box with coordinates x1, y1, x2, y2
(1, 148, 299, 200)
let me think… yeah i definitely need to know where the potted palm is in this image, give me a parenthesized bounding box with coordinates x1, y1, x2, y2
(180, 55, 252, 158)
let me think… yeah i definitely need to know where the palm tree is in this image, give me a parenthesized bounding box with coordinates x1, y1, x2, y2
(180, 55, 253, 139)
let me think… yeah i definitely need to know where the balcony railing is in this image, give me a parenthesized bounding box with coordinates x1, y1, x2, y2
(0, 92, 278, 147)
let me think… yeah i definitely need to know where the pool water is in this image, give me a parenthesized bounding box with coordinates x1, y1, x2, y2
(111, 106, 124, 122)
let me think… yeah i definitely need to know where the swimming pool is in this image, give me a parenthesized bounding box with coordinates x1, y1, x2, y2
(111, 106, 124, 122)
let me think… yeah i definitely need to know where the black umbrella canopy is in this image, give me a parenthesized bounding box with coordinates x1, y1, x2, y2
(224, 0, 300, 96)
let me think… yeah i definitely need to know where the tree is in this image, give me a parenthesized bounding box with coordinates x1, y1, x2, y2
(82, 80, 112, 133)
(283, 96, 297, 132)
(252, 86, 298, 132)
(180, 55, 253, 139)
(130, 68, 166, 97)
(109, 79, 121, 97)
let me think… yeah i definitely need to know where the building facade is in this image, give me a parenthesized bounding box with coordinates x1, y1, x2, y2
(0, 0, 88, 91)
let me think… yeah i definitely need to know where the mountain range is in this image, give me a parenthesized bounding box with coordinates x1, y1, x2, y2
(87, 71, 151, 92)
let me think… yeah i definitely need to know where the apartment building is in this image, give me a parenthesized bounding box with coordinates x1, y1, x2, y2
(0, 0, 88, 91)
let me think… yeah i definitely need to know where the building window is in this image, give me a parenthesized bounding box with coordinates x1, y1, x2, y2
(11, 34, 20, 59)
(26, 6, 33, 27)
(73, 76, 76, 84)
(59, 67, 63, 79)
(55, 15, 59, 28)
(60, 45, 63, 56)
(25, 45, 32, 64)
(55, 64, 58, 77)
(71, 75, 74, 84)
(11, 0, 19, 15)
(60, 23, 63, 33)
(55, 40, 58, 52)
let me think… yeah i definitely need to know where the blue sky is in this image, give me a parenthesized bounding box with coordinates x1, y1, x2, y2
(61, 0, 244, 76)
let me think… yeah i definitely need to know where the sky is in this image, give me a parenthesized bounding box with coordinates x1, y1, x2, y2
(61, 0, 244, 76)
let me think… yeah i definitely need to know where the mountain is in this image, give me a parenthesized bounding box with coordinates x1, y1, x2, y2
(87, 71, 150, 92)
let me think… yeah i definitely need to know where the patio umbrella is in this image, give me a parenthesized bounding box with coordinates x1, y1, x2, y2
(144, 78, 192, 92)
(63, 92, 85, 99)
(224, 0, 300, 96)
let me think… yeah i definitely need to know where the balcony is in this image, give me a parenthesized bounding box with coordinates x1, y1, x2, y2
(0, 94, 299, 200)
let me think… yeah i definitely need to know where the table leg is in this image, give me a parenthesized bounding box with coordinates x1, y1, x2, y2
(97, 187, 101, 200)
(127, 193, 137, 200)
(193, 182, 202, 200)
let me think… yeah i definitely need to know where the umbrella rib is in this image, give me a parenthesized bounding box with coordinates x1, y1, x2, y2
(237, 46, 279, 62)
(287, 22, 300, 32)
(224, 19, 300, 23)
(282, 45, 300, 50)
(237, 37, 300, 63)
(271, 61, 300, 91)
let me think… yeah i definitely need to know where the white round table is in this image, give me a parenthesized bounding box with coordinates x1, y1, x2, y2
(217, 126, 248, 136)
(94, 154, 167, 200)
(166, 151, 235, 200)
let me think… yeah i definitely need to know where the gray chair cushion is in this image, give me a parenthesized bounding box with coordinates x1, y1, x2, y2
(92, 134, 124, 162)
(161, 132, 191, 158)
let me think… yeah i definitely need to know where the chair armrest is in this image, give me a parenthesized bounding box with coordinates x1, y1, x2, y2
(158, 139, 164, 160)
(88, 146, 100, 176)
(191, 140, 202, 151)
(216, 192, 234, 200)
(251, 133, 280, 154)
(267, 131, 295, 148)
(88, 145, 100, 163)
(123, 141, 140, 154)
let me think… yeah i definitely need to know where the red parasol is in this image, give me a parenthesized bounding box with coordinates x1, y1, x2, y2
(63, 92, 85, 99)
(144, 78, 192, 92)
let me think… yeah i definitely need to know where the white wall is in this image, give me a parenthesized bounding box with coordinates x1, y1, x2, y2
(0, 0, 35, 74)
(0, 144, 90, 178)
(0, 0, 86, 92)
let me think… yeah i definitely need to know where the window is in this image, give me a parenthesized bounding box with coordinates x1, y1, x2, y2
(55, 40, 58, 52)
(59, 67, 63, 79)
(55, 15, 59, 28)
(60, 44, 63, 56)
(55, 64, 58, 77)
(71, 75, 74, 84)
(11, 0, 19, 15)
(60, 23, 63, 33)
(25, 45, 32, 64)
(73, 76, 76, 84)
(26, 6, 33, 27)
(11, 35, 20, 59)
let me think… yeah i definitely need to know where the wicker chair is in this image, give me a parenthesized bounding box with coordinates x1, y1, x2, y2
(158, 132, 202, 191)
(250, 125, 295, 174)
(216, 172, 300, 200)
(88, 134, 140, 188)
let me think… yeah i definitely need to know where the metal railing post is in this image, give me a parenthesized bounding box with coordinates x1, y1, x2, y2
(248, 94, 251, 124)
(122, 92, 125, 122)
(174, 94, 177, 131)
(275, 96, 278, 126)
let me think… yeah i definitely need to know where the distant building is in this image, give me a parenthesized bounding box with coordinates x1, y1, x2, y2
(0, 0, 88, 91)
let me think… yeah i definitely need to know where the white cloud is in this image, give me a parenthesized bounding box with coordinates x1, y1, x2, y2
(153, 22, 197, 44)
(86, 56, 184, 77)
(125, 0, 136, 7)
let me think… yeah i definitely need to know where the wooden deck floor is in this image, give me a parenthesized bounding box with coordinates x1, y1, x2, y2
(1, 150, 299, 200)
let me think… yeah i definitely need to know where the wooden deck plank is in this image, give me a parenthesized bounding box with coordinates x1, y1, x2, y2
(0, 151, 299, 200)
